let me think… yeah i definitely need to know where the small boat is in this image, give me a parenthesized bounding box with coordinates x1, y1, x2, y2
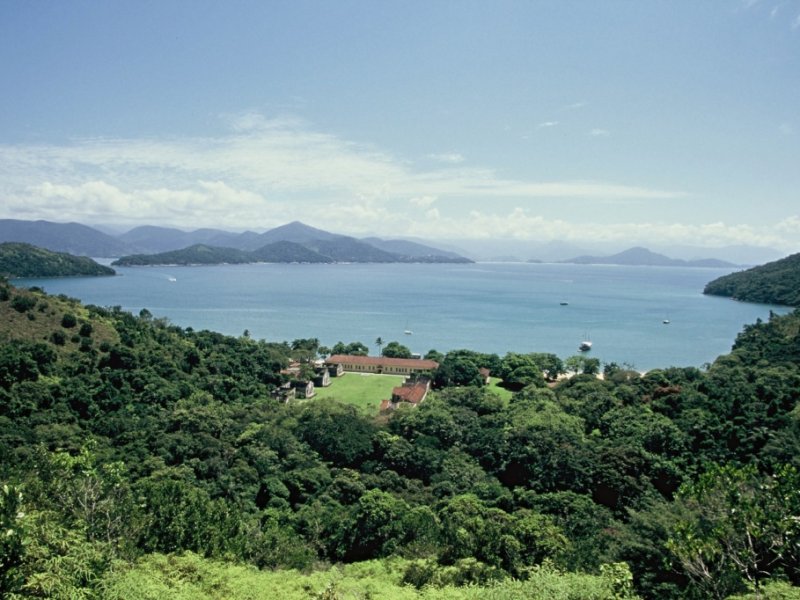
(404, 321, 413, 335)
(168, 277, 177, 282)
(578, 339, 592, 352)
(560, 302, 569, 306)
(662, 319, 670, 325)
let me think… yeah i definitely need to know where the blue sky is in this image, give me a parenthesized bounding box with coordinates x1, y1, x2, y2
(0, 1, 798, 251)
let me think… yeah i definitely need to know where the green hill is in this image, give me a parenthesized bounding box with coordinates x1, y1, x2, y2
(0, 242, 116, 278)
(2, 281, 800, 599)
(112, 243, 254, 266)
(703, 252, 800, 306)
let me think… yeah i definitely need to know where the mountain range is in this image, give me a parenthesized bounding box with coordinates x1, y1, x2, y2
(1, 219, 785, 266)
(0, 220, 471, 264)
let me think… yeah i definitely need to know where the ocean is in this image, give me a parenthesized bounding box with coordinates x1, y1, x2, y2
(15, 262, 792, 371)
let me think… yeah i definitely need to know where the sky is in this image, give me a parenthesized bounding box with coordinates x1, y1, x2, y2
(0, 1, 799, 252)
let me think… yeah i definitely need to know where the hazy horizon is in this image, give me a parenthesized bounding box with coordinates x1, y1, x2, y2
(1, 2, 798, 251)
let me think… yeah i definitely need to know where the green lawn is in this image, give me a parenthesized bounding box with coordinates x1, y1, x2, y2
(488, 377, 514, 403)
(314, 372, 406, 415)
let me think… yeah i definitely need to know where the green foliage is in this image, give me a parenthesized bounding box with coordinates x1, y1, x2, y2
(296, 402, 377, 466)
(100, 553, 642, 600)
(382, 341, 412, 358)
(0, 242, 115, 278)
(10, 293, 36, 313)
(667, 463, 800, 598)
(1, 282, 800, 599)
(332, 341, 369, 356)
(704, 252, 800, 306)
(0, 484, 24, 596)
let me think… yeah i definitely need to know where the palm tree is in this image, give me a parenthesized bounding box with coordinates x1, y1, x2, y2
(375, 336, 384, 356)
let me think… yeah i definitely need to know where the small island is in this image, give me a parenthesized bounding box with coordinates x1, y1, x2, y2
(562, 246, 737, 268)
(0, 242, 116, 278)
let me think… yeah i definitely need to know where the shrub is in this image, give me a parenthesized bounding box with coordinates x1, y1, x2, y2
(10, 295, 36, 313)
(50, 331, 66, 346)
(61, 313, 77, 328)
(79, 323, 93, 337)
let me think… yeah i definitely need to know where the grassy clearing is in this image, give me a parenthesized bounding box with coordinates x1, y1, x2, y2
(313, 372, 406, 415)
(488, 377, 514, 404)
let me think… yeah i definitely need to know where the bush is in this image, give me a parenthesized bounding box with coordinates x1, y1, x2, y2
(79, 323, 93, 337)
(50, 331, 66, 346)
(10, 295, 36, 313)
(61, 313, 77, 328)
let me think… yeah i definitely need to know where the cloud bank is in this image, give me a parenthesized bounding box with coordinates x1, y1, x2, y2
(0, 113, 797, 250)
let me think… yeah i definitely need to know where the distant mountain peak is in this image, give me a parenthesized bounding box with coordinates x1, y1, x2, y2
(564, 246, 737, 268)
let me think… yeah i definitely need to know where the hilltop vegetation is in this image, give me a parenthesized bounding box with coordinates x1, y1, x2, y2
(1, 278, 800, 599)
(0, 242, 115, 278)
(704, 251, 800, 306)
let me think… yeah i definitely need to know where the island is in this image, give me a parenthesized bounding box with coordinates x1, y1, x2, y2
(0, 242, 115, 278)
(113, 237, 472, 266)
(562, 246, 736, 268)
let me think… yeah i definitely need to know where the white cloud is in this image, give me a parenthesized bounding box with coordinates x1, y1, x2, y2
(536, 121, 559, 129)
(0, 113, 680, 229)
(776, 215, 800, 233)
(402, 208, 798, 249)
(10, 111, 790, 249)
(409, 195, 437, 208)
(589, 128, 610, 137)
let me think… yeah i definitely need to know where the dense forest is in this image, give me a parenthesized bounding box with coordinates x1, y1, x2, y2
(1, 279, 800, 599)
(704, 252, 800, 307)
(0, 243, 115, 279)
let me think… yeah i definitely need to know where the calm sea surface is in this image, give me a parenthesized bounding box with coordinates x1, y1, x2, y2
(16, 262, 792, 371)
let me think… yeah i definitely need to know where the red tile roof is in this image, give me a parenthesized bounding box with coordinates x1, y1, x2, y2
(326, 355, 439, 370)
(391, 383, 428, 404)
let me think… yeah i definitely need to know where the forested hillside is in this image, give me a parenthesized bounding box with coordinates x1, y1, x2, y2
(0, 242, 115, 278)
(1, 279, 800, 599)
(704, 251, 800, 306)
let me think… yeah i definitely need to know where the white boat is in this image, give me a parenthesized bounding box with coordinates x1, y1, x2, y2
(404, 320, 413, 335)
(662, 319, 670, 324)
(578, 339, 592, 352)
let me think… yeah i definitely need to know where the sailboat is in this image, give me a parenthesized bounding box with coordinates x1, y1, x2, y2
(578, 334, 592, 352)
(404, 320, 413, 335)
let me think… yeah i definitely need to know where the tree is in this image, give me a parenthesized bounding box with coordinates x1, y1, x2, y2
(375, 337, 384, 356)
(0, 484, 24, 596)
(667, 463, 800, 598)
(564, 355, 601, 375)
(434, 354, 484, 388)
(331, 341, 368, 356)
(382, 341, 412, 358)
(346, 489, 412, 561)
(499, 353, 546, 390)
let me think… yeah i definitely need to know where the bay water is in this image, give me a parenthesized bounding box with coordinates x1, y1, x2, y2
(16, 262, 792, 371)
